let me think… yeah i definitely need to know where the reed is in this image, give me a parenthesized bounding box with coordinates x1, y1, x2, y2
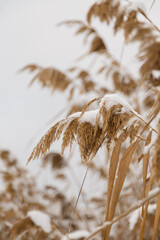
(1, 0, 160, 239)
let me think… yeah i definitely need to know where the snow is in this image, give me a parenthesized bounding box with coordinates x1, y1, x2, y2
(67, 111, 81, 119)
(127, 117, 139, 128)
(148, 203, 157, 214)
(143, 143, 153, 155)
(148, 187, 160, 197)
(68, 107, 102, 128)
(112, 0, 120, 7)
(128, 188, 160, 230)
(62, 230, 89, 240)
(70, 92, 99, 109)
(129, 208, 140, 231)
(152, 70, 160, 79)
(27, 210, 52, 233)
(70, 94, 139, 128)
(99, 94, 134, 113)
(129, 203, 157, 231)
(79, 109, 102, 126)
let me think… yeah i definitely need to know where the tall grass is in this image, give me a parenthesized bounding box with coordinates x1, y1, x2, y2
(1, 0, 160, 239)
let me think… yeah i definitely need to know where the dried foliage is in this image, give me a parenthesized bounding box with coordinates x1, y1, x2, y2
(21, 65, 71, 92)
(0, 149, 99, 239)
(58, 20, 108, 55)
(28, 94, 143, 163)
(99, 60, 137, 95)
(13, 0, 160, 239)
(152, 121, 160, 187)
(42, 152, 66, 169)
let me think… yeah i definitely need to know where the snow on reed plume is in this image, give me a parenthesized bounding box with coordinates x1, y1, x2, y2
(28, 94, 141, 163)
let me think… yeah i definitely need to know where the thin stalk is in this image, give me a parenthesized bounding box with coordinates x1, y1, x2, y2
(119, 40, 125, 66)
(66, 161, 92, 239)
(67, 137, 106, 239)
(139, 9, 160, 34)
(131, 111, 158, 134)
(148, 0, 156, 15)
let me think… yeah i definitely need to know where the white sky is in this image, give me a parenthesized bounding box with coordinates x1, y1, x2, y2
(0, 0, 94, 163)
(0, 0, 159, 166)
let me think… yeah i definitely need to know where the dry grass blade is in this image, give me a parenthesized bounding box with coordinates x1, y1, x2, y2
(104, 140, 139, 240)
(104, 133, 124, 221)
(85, 188, 160, 240)
(132, 111, 158, 134)
(142, 152, 149, 215)
(152, 121, 160, 187)
(152, 194, 160, 240)
(139, 172, 153, 240)
(145, 131, 152, 146)
(142, 153, 149, 195)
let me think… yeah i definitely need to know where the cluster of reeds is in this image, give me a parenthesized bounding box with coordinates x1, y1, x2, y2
(17, 0, 160, 239)
(0, 149, 101, 239)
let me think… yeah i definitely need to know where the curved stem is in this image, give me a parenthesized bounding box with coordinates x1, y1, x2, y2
(85, 188, 160, 240)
